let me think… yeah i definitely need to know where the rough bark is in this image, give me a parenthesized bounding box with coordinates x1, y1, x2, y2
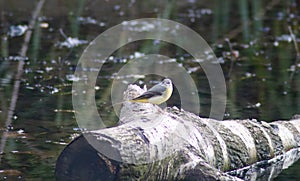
(56, 85, 300, 181)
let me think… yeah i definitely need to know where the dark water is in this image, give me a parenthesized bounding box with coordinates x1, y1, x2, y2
(0, 0, 300, 180)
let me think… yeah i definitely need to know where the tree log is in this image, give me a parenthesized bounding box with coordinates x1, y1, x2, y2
(56, 85, 300, 180)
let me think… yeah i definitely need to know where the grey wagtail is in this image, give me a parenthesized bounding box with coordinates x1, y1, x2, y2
(130, 78, 173, 105)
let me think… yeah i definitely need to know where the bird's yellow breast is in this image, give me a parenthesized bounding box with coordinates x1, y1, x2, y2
(148, 87, 173, 104)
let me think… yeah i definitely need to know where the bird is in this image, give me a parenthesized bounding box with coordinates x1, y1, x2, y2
(129, 78, 173, 105)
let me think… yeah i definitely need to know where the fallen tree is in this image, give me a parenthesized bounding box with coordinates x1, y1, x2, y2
(56, 85, 300, 180)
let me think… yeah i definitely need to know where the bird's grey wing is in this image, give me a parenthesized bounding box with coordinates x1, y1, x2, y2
(131, 91, 158, 100)
(148, 84, 166, 94)
(132, 84, 165, 100)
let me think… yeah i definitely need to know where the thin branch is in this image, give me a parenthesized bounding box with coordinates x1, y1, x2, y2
(225, 38, 235, 80)
(59, 28, 68, 39)
(0, 0, 45, 158)
(288, 26, 300, 80)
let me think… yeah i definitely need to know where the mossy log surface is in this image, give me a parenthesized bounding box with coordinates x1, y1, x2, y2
(56, 85, 300, 181)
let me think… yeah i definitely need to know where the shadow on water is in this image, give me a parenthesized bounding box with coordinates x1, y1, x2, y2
(0, 0, 299, 180)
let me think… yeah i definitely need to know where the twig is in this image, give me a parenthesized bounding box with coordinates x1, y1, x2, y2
(59, 28, 68, 39)
(225, 38, 235, 80)
(288, 26, 300, 80)
(0, 0, 45, 159)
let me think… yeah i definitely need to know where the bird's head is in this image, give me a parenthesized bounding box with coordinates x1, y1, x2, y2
(161, 78, 172, 88)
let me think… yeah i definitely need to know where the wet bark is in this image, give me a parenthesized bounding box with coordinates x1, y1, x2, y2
(56, 85, 300, 181)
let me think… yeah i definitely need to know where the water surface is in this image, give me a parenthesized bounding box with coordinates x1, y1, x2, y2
(0, 0, 300, 180)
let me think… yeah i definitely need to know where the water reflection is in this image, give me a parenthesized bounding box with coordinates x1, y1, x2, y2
(0, 0, 300, 180)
